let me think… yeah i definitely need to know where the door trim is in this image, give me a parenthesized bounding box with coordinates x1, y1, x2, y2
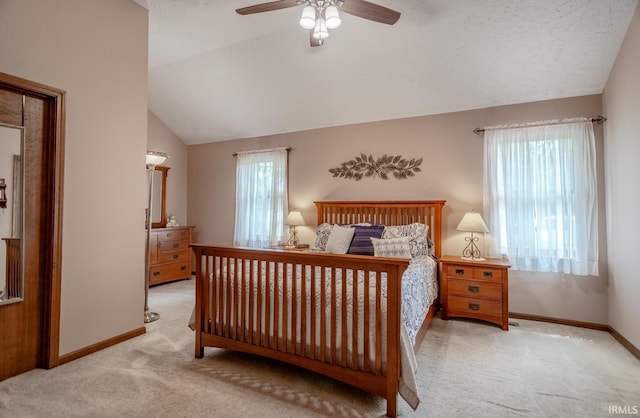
(0, 71, 65, 368)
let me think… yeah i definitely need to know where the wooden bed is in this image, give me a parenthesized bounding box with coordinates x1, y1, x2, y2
(191, 200, 445, 417)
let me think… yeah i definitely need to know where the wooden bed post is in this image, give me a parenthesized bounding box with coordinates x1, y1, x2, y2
(386, 264, 404, 418)
(193, 246, 204, 358)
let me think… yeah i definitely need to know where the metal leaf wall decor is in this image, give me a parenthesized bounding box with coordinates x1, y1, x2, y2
(329, 153, 423, 181)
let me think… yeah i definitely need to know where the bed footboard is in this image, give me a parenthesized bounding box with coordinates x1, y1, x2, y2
(191, 245, 409, 417)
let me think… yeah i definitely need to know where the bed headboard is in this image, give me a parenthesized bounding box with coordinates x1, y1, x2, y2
(314, 200, 446, 259)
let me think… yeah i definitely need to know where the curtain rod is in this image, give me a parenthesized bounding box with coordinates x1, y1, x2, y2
(232, 146, 291, 157)
(472, 116, 607, 135)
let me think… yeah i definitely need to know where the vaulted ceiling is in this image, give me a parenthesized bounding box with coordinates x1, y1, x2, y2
(134, 0, 638, 145)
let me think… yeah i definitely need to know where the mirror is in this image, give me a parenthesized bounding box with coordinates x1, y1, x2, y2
(146, 166, 168, 228)
(0, 123, 24, 305)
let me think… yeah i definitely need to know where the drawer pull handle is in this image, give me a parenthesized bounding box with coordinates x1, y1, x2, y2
(180, 266, 187, 271)
(468, 285, 480, 293)
(173, 243, 179, 248)
(455, 268, 465, 275)
(483, 271, 493, 278)
(469, 303, 480, 311)
(173, 254, 179, 259)
(167, 233, 173, 237)
(153, 271, 160, 277)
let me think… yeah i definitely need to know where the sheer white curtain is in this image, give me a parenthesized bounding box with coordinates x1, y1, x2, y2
(233, 149, 288, 248)
(483, 118, 598, 276)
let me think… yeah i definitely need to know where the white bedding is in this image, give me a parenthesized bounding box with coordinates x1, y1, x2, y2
(190, 255, 438, 410)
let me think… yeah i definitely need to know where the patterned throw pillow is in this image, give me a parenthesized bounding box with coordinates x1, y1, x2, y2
(347, 225, 385, 256)
(382, 222, 431, 257)
(370, 236, 412, 259)
(314, 223, 334, 250)
(325, 225, 355, 254)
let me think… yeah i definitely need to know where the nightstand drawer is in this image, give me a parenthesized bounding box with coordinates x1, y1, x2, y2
(446, 265, 473, 279)
(446, 264, 503, 282)
(448, 279, 502, 300)
(473, 267, 502, 282)
(447, 295, 502, 317)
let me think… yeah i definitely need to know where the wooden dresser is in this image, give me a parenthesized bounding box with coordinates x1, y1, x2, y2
(149, 226, 194, 285)
(440, 255, 511, 330)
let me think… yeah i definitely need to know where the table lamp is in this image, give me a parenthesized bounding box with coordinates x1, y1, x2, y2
(456, 211, 489, 261)
(285, 210, 305, 247)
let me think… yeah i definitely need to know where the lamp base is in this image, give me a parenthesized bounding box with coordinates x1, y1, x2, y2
(461, 233, 485, 261)
(144, 310, 160, 323)
(286, 226, 300, 247)
(461, 256, 486, 262)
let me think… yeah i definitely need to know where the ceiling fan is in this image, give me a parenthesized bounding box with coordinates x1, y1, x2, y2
(236, 0, 401, 47)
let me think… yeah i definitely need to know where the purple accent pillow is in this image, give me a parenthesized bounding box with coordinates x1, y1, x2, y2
(347, 225, 385, 255)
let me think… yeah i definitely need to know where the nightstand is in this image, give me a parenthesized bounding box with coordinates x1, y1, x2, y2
(440, 255, 511, 330)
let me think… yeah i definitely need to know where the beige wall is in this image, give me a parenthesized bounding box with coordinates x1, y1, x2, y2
(0, 0, 148, 355)
(603, 5, 640, 348)
(0, 0, 630, 359)
(188, 94, 609, 325)
(148, 111, 188, 226)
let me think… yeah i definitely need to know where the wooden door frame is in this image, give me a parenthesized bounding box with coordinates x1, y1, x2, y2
(0, 72, 65, 368)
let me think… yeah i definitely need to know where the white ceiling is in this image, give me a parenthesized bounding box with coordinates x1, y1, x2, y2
(135, 0, 638, 145)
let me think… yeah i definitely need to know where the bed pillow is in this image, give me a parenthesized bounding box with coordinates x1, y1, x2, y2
(370, 236, 412, 259)
(382, 222, 431, 257)
(347, 225, 385, 256)
(314, 223, 334, 250)
(325, 225, 355, 254)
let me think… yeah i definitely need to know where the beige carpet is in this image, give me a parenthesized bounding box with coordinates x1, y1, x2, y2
(0, 279, 638, 417)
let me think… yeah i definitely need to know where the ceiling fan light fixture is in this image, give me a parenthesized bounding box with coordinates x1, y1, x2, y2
(324, 5, 341, 29)
(236, 0, 401, 47)
(299, 5, 316, 29)
(312, 17, 329, 39)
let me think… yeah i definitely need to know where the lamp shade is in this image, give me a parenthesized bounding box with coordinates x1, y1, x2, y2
(312, 18, 329, 40)
(285, 211, 305, 226)
(299, 5, 316, 29)
(456, 212, 489, 233)
(146, 150, 170, 168)
(325, 5, 341, 29)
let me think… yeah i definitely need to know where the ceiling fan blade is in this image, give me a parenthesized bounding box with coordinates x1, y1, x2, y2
(310, 30, 324, 47)
(236, 0, 302, 15)
(339, 0, 401, 25)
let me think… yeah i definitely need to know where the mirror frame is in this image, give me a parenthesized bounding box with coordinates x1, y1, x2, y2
(0, 122, 24, 306)
(151, 166, 169, 228)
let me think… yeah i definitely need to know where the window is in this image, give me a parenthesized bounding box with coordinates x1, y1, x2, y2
(483, 118, 598, 276)
(233, 149, 288, 248)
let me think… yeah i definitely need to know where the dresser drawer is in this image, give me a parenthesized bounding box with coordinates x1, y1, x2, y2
(150, 262, 191, 284)
(158, 238, 189, 251)
(158, 249, 190, 264)
(447, 295, 502, 317)
(448, 278, 502, 300)
(149, 226, 194, 285)
(158, 229, 190, 241)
